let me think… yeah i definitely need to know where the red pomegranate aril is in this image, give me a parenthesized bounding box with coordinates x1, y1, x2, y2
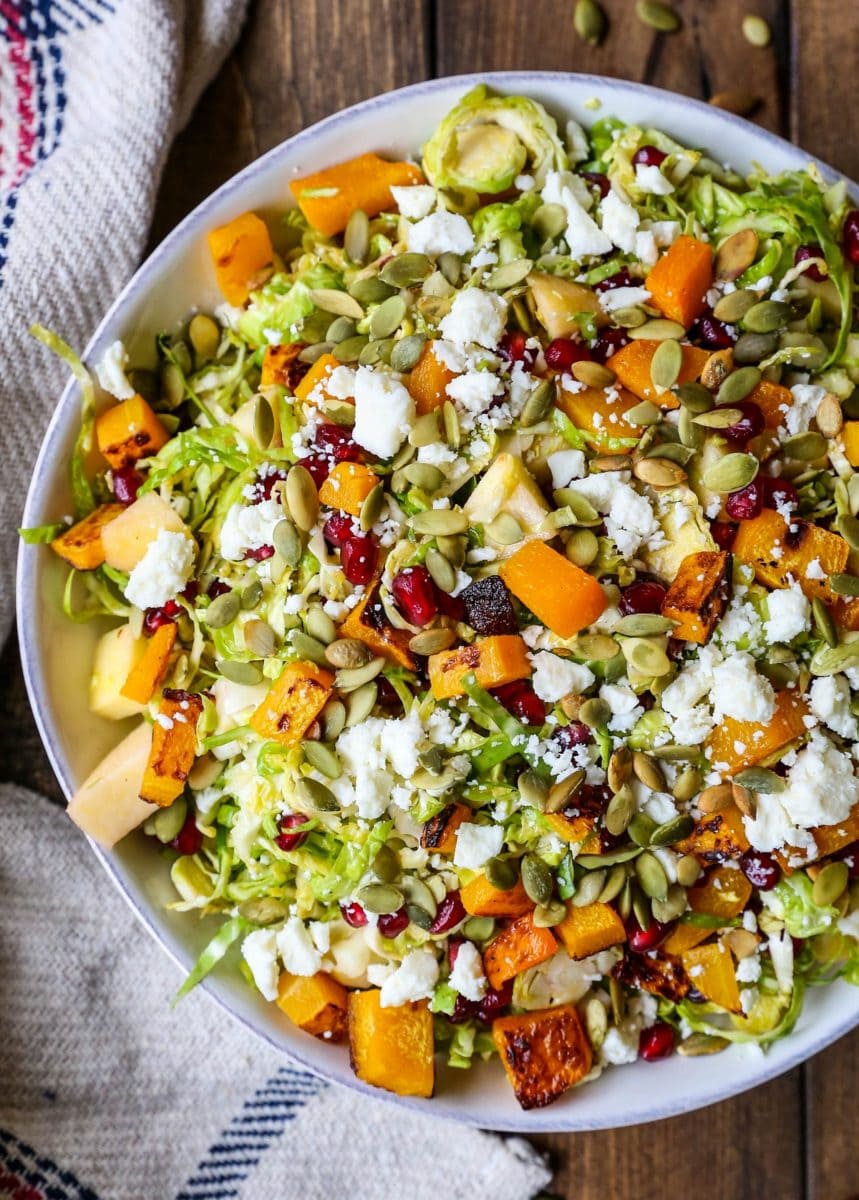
(253, 467, 287, 502)
(323, 512, 356, 548)
(633, 145, 667, 168)
(591, 326, 629, 363)
(720, 400, 765, 445)
(544, 336, 590, 371)
(207, 579, 231, 600)
(378, 907, 410, 938)
(143, 606, 176, 634)
(391, 565, 438, 626)
(492, 680, 547, 726)
(761, 475, 799, 511)
(448, 937, 465, 969)
(639, 1021, 675, 1061)
(315, 423, 363, 462)
(112, 465, 143, 504)
(275, 812, 310, 852)
(499, 330, 536, 368)
(725, 478, 763, 521)
(341, 901, 368, 928)
(626, 919, 668, 952)
(451, 995, 481, 1023)
(171, 810, 203, 856)
(740, 848, 782, 891)
(341, 535, 378, 586)
(795, 243, 826, 282)
(693, 312, 736, 350)
(436, 590, 466, 622)
(842, 209, 859, 265)
(553, 721, 591, 748)
(429, 890, 467, 934)
(181, 581, 199, 604)
(246, 544, 275, 562)
(477, 980, 514, 1023)
(619, 580, 667, 616)
(580, 170, 610, 198)
(710, 521, 736, 551)
(594, 267, 635, 294)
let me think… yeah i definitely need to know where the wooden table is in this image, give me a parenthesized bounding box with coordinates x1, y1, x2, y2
(5, 2, 859, 1195)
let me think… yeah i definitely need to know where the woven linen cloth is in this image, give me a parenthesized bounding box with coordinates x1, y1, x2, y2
(0, 4, 553, 1198)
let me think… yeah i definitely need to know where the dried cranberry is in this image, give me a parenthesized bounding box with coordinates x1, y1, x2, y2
(580, 170, 610, 198)
(692, 312, 736, 350)
(246, 544, 275, 562)
(553, 722, 591, 748)
(838, 843, 859, 878)
(720, 401, 765, 445)
(626, 919, 668, 952)
(112, 465, 143, 504)
(429, 890, 467, 934)
(477, 980, 514, 1023)
(378, 907, 410, 938)
(252, 467, 287, 503)
(619, 580, 666, 616)
(341, 901, 368, 928)
(639, 1022, 675, 1061)
(181, 581, 199, 604)
(275, 813, 310, 852)
(460, 574, 518, 635)
(633, 145, 667, 168)
(594, 267, 635, 294)
(314, 423, 363, 462)
(795, 244, 826, 282)
(341, 535, 377, 586)
(842, 209, 859, 265)
(544, 336, 590, 371)
(391, 566, 438, 626)
(492, 680, 546, 726)
(591, 326, 629, 363)
(171, 809, 203, 856)
(740, 849, 782, 891)
(499, 330, 536, 368)
(725, 478, 763, 521)
(323, 512, 356, 547)
(207, 579, 231, 600)
(760, 475, 798, 511)
(451, 995, 481, 1023)
(710, 521, 736, 550)
(298, 454, 330, 487)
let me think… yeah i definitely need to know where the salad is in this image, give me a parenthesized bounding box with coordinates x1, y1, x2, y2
(27, 84, 859, 1111)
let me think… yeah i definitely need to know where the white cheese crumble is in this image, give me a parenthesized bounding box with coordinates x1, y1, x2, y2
(453, 822, 504, 869)
(784, 383, 827, 436)
(390, 183, 436, 220)
(529, 651, 595, 703)
(598, 286, 652, 313)
(241, 929, 279, 1001)
(352, 366, 415, 459)
(569, 473, 664, 558)
(809, 675, 859, 741)
(710, 653, 776, 723)
(634, 164, 675, 195)
(439, 288, 507, 350)
(449, 941, 488, 1001)
(220, 498, 282, 561)
(379, 949, 439, 1007)
(124, 529, 195, 610)
(547, 449, 586, 489)
(96, 339, 136, 400)
(540, 169, 612, 259)
(276, 918, 322, 977)
(599, 188, 640, 253)
(764, 584, 810, 643)
(445, 370, 504, 430)
(334, 711, 425, 819)
(406, 211, 475, 257)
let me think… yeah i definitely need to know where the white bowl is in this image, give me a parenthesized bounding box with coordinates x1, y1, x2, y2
(18, 71, 859, 1132)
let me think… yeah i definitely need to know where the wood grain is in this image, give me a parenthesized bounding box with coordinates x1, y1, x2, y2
(791, 0, 859, 179)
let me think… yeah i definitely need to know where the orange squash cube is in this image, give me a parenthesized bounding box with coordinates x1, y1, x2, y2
(318, 462, 379, 517)
(293, 352, 346, 407)
(660, 550, 731, 644)
(675, 805, 750, 864)
(139, 689, 203, 807)
(607, 340, 710, 406)
(120, 622, 177, 704)
(499, 541, 607, 638)
(50, 503, 124, 571)
(407, 344, 457, 414)
(460, 874, 534, 918)
(492, 1005, 593, 1110)
(681, 941, 742, 1013)
(290, 153, 424, 237)
(555, 381, 641, 452)
(207, 211, 274, 306)
(733, 509, 849, 605)
(420, 802, 471, 855)
(96, 395, 169, 470)
(483, 913, 558, 989)
(843, 421, 859, 467)
(645, 235, 714, 328)
(555, 901, 626, 960)
(707, 689, 809, 775)
(277, 971, 348, 1042)
(338, 579, 416, 670)
(261, 343, 304, 389)
(348, 989, 434, 1098)
(249, 661, 333, 746)
(427, 634, 532, 700)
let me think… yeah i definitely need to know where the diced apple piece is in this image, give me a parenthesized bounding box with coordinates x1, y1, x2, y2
(89, 624, 146, 719)
(527, 272, 606, 339)
(101, 492, 187, 572)
(463, 452, 551, 554)
(642, 486, 716, 583)
(67, 722, 158, 847)
(232, 395, 283, 449)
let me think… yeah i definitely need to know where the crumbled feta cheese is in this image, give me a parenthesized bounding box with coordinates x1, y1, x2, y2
(810, 675, 859, 741)
(711, 653, 776, 723)
(784, 383, 827, 436)
(124, 529, 195, 609)
(568, 474, 663, 558)
(600, 1027, 639, 1065)
(220, 498, 282, 561)
(449, 941, 488, 1001)
(764, 584, 810, 643)
(768, 930, 794, 994)
(600, 188, 640, 252)
(634, 230, 659, 266)
(325, 364, 357, 400)
(379, 950, 439, 1007)
(565, 119, 590, 164)
(541, 170, 612, 258)
(352, 366, 415, 459)
(453, 822, 504, 869)
(529, 651, 595, 703)
(96, 339, 135, 400)
(634, 164, 674, 195)
(439, 288, 507, 350)
(648, 220, 681, 247)
(598, 286, 652, 313)
(736, 954, 762, 984)
(390, 183, 436, 220)
(805, 557, 825, 581)
(276, 918, 322, 977)
(600, 681, 643, 733)
(407, 211, 475, 257)
(547, 449, 586, 489)
(335, 711, 425, 818)
(241, 929, 279, 1001)
(445, 370, 504, 429)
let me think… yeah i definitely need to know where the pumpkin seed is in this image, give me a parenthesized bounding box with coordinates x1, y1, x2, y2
(572, 869, 607, 907)
(731, 782, 755, 819)
(359, 343, 385, 368)
(715, 230, 760, 283)
(784, 431, 827, 461)
(568, 634, 620, 662)
(532, 203, 568, 241)
(698, 782, 735, 813)
(356, 882, 403, 914)
(457, 918, 493, 947)
(742, 14, 772, 46)
(402, 904, 430, 930)
(272, 519, 301, 567)
(710, 90, 761, 117)
(390, 333, 426, 373)
(151, 795, 189, 843)
(615, 613, 675, 637)
(436, 534, 466, 568)
(625, 400, 662, 426)
(484, 856, 519, 891)
(545, 769, 586, 813)
(612, 305, 649, 329)
(678, 1033, 731, 1057)
(243, 619, 277, 658)
(188, 313, 220, 361)
(605, 785, 636, 837)
(379, 252, 433, 288)
(643, 441, 696, 467)
(518, 768, 550, 811)
(371, 844, 400, 884)
(628, 318, 686, 340)
(311, 288, 364, 320)
(650, 338, 683, 393)
(673, 766, 701, 804)
(599, 864, 628, 905)
(608, 747, 633, 792)
(349, 276, 396, 304)
(733, 331, 778, 364)
(408, 411, 442, 447)
(326, 316, 356, 345)
(610, 973, 627, 1023)
(355, 482, 383, 533)
(533, 899, 567, 927)
(289, 630, 329, 666)
(285, 464, 319, 532)
(443, 400, 461, 449)
(712, 288, 756, 325)
(335, 656, 385, 692)
(425, 547, 457, 593)
(565, 528, 599, 566)
(831, 573, 859, 597)
(554, 490, 600, 523)
(652, 882, 688, 923)
(734, 766, 785, 794)
(812, 596, 837, 647)
(486, 258, 533, 290)
(815, 391, 843, 438)
(632, 751, 666, 793)
(345, 681, 378, 726)
(676, 854, 702, 887)
(626, 636, 672, 678)
(321, 699, 346, 742)
(521, 854, 554, 906)
(812, 861, 849, 907)
(303, 740, 342, 780)
(676, 382, 714, 414)
(293, 777, 338, 814)
(217, 659, 263, 685)
(628, 811, 657, 847)
(717, 366, 762, 406)
(206, 590, 239, 628)
(520, 378, 555, 427)
(633, 457, 686, 487)
(579, 697, 610, 728)
(636, 0, 680, 31)
(635, 851, 669, 901)
(650, 813, 694, 846)
(188, 753, 223, 791)
(571, 360, 616, 389)
(369, 295, 408, 340)
(693, 406, 744, 429)
(344, 208, 369, 263)
(304, 607, 336, 645)
(410, 508, 468, 536)
(811, 640, 859, 676)
(578, 846, 643, 869)
(333, 334, 369, 363)
(435, 252, 461, 285)
(652, 743, 698, 762)
(402, 462, 444, 493)
(325, 638, 372, 669)
(409, 626, 456, 656)
(574, 0, 607, 44)
(585, 996, 608, 1051)
(485, 513, 523, 546)
(249, 393, 275, 448)
(742, 299, 791, 333)
(702, 451, 759, 493)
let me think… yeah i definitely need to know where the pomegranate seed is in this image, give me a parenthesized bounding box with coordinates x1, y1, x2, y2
(553, 721, 591, 748)
(246, 544, 275, 562)
(171, 809, 203, 856)
(477, 980, 514, 1023)
(391, 566, 438, 626)
(591, 326, 629, 363)
(795, 244, 826, 282)
(323, 512, 357, 547)
(112, 465, 143, 504)
(710, 521, 736, 551)
(626, 919, 668, 952)
(143, 607, 177, 634)
(740, 849, 781, 891)
(378, 907, 410, 937)
(838, 842, 859, 878)
(639, 1021, 675, 1061)
(315, 423, 363, 462)
(207, 579, 231, 599)
(580, 170, 610, 198)
(725, 478, 763, 521)
(437, 590, 466, 622)
(341, 901, 368, 928)
(252, 467, 287, 502)
(275, 812, 310, 852)
(448, 937, 465, 969)
(429, 890, 467, 934)
(594, 267, 635, 294)
(341, 535, 378, 586)
(499, 330, 536, 368)
(693, 312, 736, 349)
(492, 680, 546, 726)
(720, 401, 765, 445)
(842, 209, 859, 265)
(181, 581, 199, 604)
(633, 145, 667, 168)
(545, 336, 590, 371)
(619, 580, 666, 616)
(451, 995, 481, 1023)
(298, 454, 330, 487)
(761, 475, 798, 511)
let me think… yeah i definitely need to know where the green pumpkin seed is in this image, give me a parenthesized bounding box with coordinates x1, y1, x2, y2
(437, 252, 462, 285)
(574, 0, 607, 44)
(636, 0, 680, 31)
(831, 573, 859, 597)
(217, 659, 263, 685)
(369, 295, 408, 340)
(408, 626, 457, 656)
(712, 289, 757, 324)
(379, 253, 433, 288)
(650, 813, 694, 846)
(628, 811, 657, 847)
(542, 505, 578, 532)
(436, 534, 466, 568)
(565, 528, 599, 566)
(371, 844, 400, 884)
(533, 899, 568, 927)
(305, 607, 336, 645)
(612, 305, 648, 329)
(321, 699, 346, 742)
(408, 410, 442, 447)
(243, 619, 277, 658)
(677, 1033, 731, 1057)
(605, 785, 636, 837)
(693, 406, 744, 429)
(733, 330, 778, 364)
(632, 752, 666, 793)
(425, 547, 457, 593)
(303, 740, 342, 780)
(624, 637, 672, 677)
(812, 596, 837, 648)
(356, 482, 384, 533)
(676, 382, 714, 414)
(459, 917, 493, 945)
(812, 861, 849, 907)
(311, 288, 364, 320)
(568, 635, 620, 664)
(598, 864, 628, 905)
(652, 882, 689, 923)
(335, 656, 385, 692)
(299, 342, 335, 365)
(273, 519, 302, 567)
(607, 746, 632, 793)
(403, 462, 445, 492)
(289, 630, 329, 666)
(742, 299, 791, 333)
(585, 996, 608, 1051)
(642, 441, 696, 466)
(532, 203, 568, 241)
(521, 854, 554, 906)
(390, 440, 416, 471)
(632, 457, 687, 488)
(572, 869, 607, 908)
(652, 743, 699, 762)
(285, 464, 319, 532)
(410, 508, 468, 536)
(614, 613, 675, 637)
(443, 400, 461, 449)
(545, 769, 586, 813)
(518, 768, 550, 811)
(810, 640, 859, 676)
(402, 904, 430, 930)
(206, 590, 239, 628)
(717, 366, 761, 406)
(324, 638, 372, 669)
(349, 276, 396, 304)
(571, 361, 616, 390)
(579, 697, 610, 728)
(485, 856, 519, 891)
(702, 451, 759, 493)
(486, 258, 533, 290)
(650, 338, 683, 393)
(520, 378, 555, 427)
(628, 318, 686, 340)
(251, 394, 275, 448)
(635, 851, 669, 901)
(554, 490, 600, 523)
(356, 882, 404, 914)
(784, 431, 827, 461)
(295, 776, 339, 813)
(390, 333, 426, 373)
(333, 334, 369, 363)
(625, 400, 662, 426)
(188, 313, 220, 361)
(344, 208, 370, 263)
(345, 681, 378, 726)
(678, 407, 705, 449)
(734, 766, 786, 794)
(151, 795, 188, 843)
(326, 316, 356, 345)
(487, 512, 524, 545)
(676, 854, 702, 887)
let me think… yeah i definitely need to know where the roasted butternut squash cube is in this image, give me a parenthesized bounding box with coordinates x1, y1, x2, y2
(290, 153, 424, 237)
(733, 509, 849, 604)
(120, 622, 177, 705)
(207, 211, 274, 305)
(681, 941, 741, 1013)
(293, 352, 346, 407)
(96, 395, 169, 469)
(555, 382, 640, 452)
(542, 810, 602, 853)
(689, 864, 753, 919)
(420, 802, 471, 854)
(613, 949, 690, 1002)
(348, 989, 434, 1098)
(607, 340, 710, 406)
(50, 503, 124, 571)
(249, 661, 333, 746)
(139, 689, 203, 807)
(318, 462, 379, 517)
(261, 343, 305, 389)
(338, 580, 416, 670)
(499, 541, 607, 638)
(277, 971, 348, 1042)
(675, 805, 750, 865)
(706, 689, 809, 775)
(492, 1005, 593, 1110)
(460, 874, 534, 918)
(483, 913, 558, 990)
(645, 235, 713, 328)
(661, 922, 711, 956)
(555, 901, 626, 960)
(660, 550, 731, 644)
(427, 634, 532, 700)
(407, 344, 457, 414)
(843, 421, 859, 468)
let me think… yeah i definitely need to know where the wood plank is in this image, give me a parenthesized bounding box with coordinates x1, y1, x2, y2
(791, 0, 859, 178)
(806, 1028, 859, 1199)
